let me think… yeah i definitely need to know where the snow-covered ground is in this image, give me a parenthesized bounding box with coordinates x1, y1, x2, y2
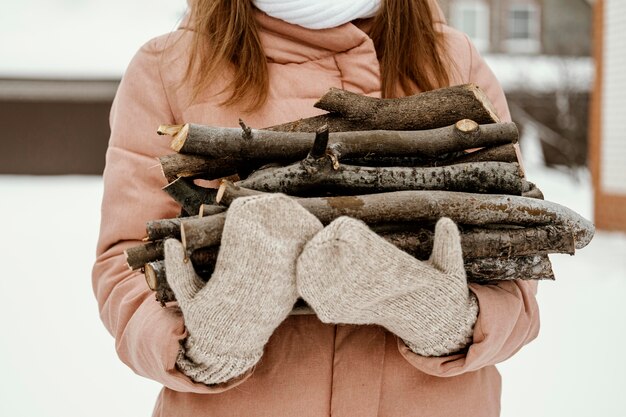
(0, 150, 625, 416)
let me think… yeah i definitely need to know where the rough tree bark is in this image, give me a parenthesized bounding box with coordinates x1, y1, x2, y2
(159, 153, 241, 182)
(146, 254, 554, 305)
(379, 225, 575, 259)
(162, 178, 218, 215)
(160, 120, 517, 162)
(214, 183, 594, 248)
(236, 160, 524, 196)
(465, 255, 555, 283)
(125, 241, 164, 270)
(268, 84, 500, 132)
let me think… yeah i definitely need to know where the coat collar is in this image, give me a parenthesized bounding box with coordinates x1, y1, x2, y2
(178, 1, 446, 65)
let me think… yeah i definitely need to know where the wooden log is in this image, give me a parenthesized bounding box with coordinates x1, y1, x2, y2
(146, 204, 226, 241)
(379, 225, 575, 259)
(146, 218, 183, 241)
(145, 205, 227, 241)
(236, 161, 524, 196)
(181, 212, 227, 252)
(127, 240, 220, 271)
(147, 254, 554, 304)
(341, 142, 518, 168)
(522, 181, 545, 200)
(214, 183, 595, 249)
(269, 84, 500, 132)
(162, 178, 218, 215)
(159, 153, 241, 182)
(160, 120, 518, 161)
(198, 204, 227, 217)
(465, 255, 555, 283)
(125, 241, 164, 270)
(141, 213, 573, 266)
(448, 143, 519, 165)
(144, 261, 176, 306)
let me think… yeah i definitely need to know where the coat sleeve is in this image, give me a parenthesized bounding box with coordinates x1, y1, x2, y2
(396, 35, 540, 376)
(91, 37, 254, 392)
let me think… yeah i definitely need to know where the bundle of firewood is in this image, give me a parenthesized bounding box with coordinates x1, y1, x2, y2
(124, 84, 595, 305)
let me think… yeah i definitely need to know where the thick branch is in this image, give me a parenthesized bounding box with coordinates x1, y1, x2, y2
(378, 225, 575, 259)
(343, 143, 517, 168)
(181, 212, 227, 251)
(448, 143, 519, 165)
(125, 241, 164, 270)
(215, 183, 594, 249)
(269, 84, 500, 132)
(126, 241, 220, 271)
(144, 261, 176, 306)
(522, 181, 545, 200)
(147, 254, 554, 304)
(159, 153, 241, 182)
(162, 178, 218, 215)
(162, 121, 518, 161)
(237, 161, 524, 196)
(145, 205, 226, 241)
(465, 255, 555, 283)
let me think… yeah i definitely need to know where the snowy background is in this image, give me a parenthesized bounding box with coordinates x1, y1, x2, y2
(1, 1, 625, 416)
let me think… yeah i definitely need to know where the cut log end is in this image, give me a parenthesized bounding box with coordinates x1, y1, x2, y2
(180, 222, 188, 251)
(455, 119, 479, 133)
(466, 84, 501, 123)
(169, 123, 190, 152)
(215, 182, 227, 205)
(157, 124, 184, 137)
(123, 249, 133, 270)
(145, 264, 158, 290)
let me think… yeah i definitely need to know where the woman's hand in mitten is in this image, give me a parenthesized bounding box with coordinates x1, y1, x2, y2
(297, 216, 478, 357)
(164, 194, 323, 385)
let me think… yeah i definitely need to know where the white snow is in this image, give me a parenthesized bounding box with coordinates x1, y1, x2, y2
(0, 154, 624, 416)
(0, 0, 187, 78)
(485, 54, 594, 93)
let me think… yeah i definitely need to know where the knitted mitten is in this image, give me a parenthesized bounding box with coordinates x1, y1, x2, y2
(296, 216, 479, 357)
(165, 194, 323, 385)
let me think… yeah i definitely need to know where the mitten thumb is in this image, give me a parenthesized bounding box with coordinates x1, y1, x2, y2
(429, 217, 466, 279)
(164, 238, 204, 306)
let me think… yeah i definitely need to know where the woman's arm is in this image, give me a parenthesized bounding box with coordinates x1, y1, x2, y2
(396, 34, 540, 375)
(92, 36, 253, 392)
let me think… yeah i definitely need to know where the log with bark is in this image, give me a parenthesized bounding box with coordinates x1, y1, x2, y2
(145, 253, 555, 305)
(160, 119, 517, 163)
(162, 178, 218, 215)
(268, 84, 500, 132)
(212, 182, 594, 248)
(129, 222, 574, 272)
(236, 160, 524, 196)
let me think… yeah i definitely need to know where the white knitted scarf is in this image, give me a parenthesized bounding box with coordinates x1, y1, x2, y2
(253, 0, 382, 29)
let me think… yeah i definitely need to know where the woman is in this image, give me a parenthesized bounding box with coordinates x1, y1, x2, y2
(92, 1, 540, 416)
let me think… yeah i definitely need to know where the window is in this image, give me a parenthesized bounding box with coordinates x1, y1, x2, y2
(505, 3, 541, 54)
(450, 1, 490, 52)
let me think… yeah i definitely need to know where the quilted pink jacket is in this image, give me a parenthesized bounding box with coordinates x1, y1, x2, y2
(93, 5, 539, 417)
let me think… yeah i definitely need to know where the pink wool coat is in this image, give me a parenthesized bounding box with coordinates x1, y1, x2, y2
(93, 6, 540, 417)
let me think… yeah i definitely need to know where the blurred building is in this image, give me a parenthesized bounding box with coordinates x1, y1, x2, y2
(439, 0, 594, 169)
(590, 0, 626, 232)
(438, 0, 592, 56)
(0, 78, 117, 175)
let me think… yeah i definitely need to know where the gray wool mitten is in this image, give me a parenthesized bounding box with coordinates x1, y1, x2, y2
(296, 216, 479, 357)
(164, 194, 323, 385)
